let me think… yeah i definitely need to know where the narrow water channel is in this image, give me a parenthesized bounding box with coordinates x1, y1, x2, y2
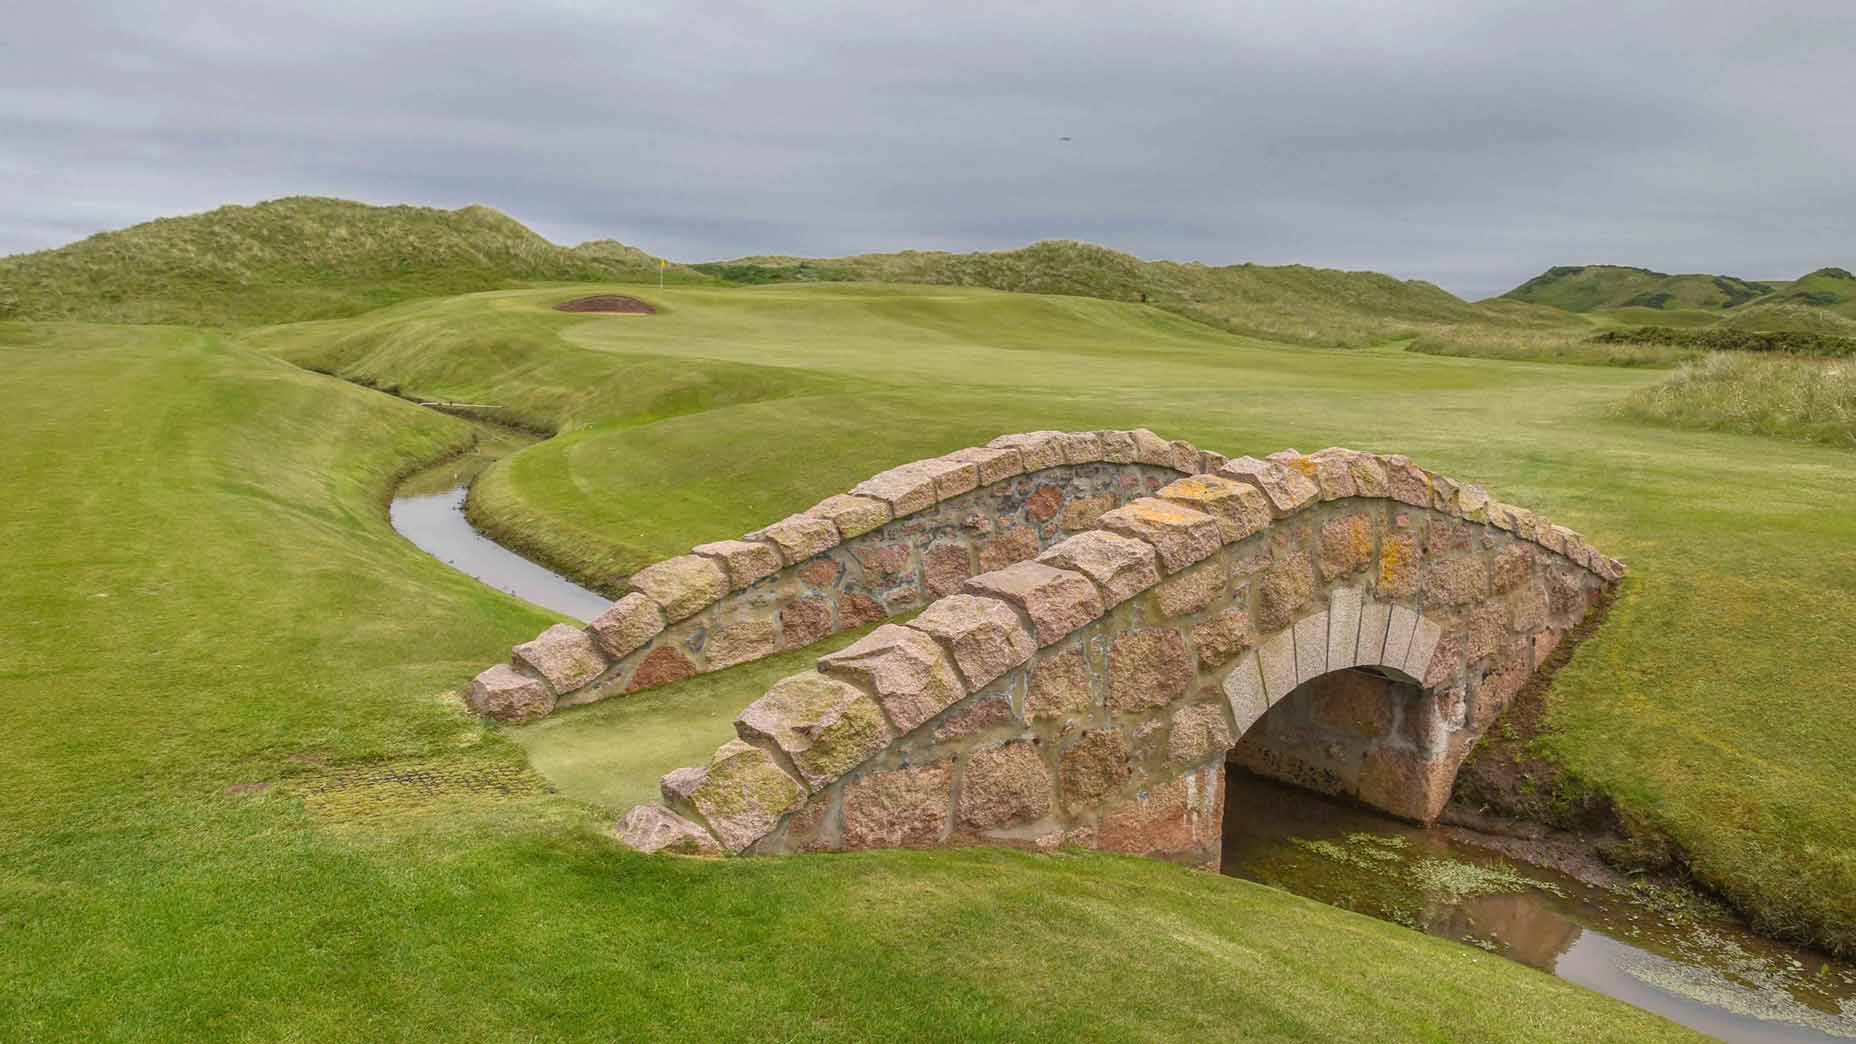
(1222, 772, 1856, 1042)
(388, 419, 613, 623)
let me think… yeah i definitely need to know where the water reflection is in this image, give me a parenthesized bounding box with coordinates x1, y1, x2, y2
(390, 487, 612, 623)
(1221, 771, 1856, 1042)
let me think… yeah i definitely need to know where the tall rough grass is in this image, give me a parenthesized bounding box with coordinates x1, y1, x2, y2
(1620, 353, 1856, 448)
(1409, 326, 1694, 367)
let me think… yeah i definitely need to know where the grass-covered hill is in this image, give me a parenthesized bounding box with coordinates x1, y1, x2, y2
(1500, 264, 1779, 313)
(0, 196, 712, 326)
(700, 240, 1578, 348)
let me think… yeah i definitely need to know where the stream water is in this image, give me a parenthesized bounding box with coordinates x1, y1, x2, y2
(387, 421, 612, 623)
(1222, 772, 1856, 1042)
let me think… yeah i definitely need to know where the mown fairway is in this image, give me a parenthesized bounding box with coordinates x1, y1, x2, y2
(0, 319, 1704, 1041)
(260, 283, 1856, 957)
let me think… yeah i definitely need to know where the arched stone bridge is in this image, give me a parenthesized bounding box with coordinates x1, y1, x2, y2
(467, 430, 1622, 865)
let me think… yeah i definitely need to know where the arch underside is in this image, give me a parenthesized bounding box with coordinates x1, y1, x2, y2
(603, 435, 1620, 864)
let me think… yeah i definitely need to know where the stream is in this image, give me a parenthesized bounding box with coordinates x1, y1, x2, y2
(388, 419, 612, 623)
(1222, 772, 1856, 1042)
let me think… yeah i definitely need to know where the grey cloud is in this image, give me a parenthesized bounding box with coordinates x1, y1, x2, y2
(3, 0, 1852, 299)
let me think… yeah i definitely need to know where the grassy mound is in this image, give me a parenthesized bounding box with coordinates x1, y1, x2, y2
(1500, 265, 1779, 313)
(1619, 352, 1856, 448)
(0, 321, 1699, 1041)
(704, 239, 1580, 348)
(0, 197, 712, 326)
(260, 283, 1856, 955)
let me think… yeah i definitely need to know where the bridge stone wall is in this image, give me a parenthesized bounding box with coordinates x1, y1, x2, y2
(606, 438, 1623, 863)
(468, 430, 1220, 722)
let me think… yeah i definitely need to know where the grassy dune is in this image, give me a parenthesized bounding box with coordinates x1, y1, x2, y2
(707, 239, 1581, 348)
(0, 321, 1697, 1041)
(261, 284, 1856, 956)
(0, 197, 710, 326)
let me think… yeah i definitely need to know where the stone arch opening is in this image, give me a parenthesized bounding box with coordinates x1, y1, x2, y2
(1228, 665, 1441, 825)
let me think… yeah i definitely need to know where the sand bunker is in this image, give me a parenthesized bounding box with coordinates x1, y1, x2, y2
(553, 295, 656, 315)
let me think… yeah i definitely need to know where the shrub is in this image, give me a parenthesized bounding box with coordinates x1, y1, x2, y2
(1594, 325, 1856, 357)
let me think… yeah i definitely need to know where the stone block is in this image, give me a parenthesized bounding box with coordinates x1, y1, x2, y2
(933, 695, 1016, 742)
(587, 593, 666, 659)
(1025, 483, 1064, 523)
(1025, 646, 1095, 721)
(1192, 606, 1252, 667)
(1491, 543, 1534, 594)
(1097, 768, 1221, 861)
(1257, 627, 1298, 704)
(1318, 513, 1376, 580)
(612, 803, 722, 857)
(749, 513, 841, 566)
(707, 615, 778, 669)
(923, 457, 981, 500)
(1404, 615, 1444, 682)
(1380, 455, 1432, 508)
(923, 542, 975, 598)
(1357, 748, 1454, 823)
(1060, 728, 1132, 811)
(838, 592, 887, 628)
(627, 644, 698, 692)
(1168, 702, 1235, 765)
(1222, 651, 1267, 734)
(1036, 530, 1160, 608)
(513, 624, 608, 694)
(1061, 493, 1117, 532)
(1156, 558, 1226, 617)
(1424, 555, 1490, 609)
(959, 740, 1053, 830)
(806, 493, 892, 539)
(963, 561, 1104, 647)
(978, 525, 1040, 572)
(1377, 532, 1421, 599)
(628, 554, 728, 622)
(908, 593, 1036, 690)
(1097, 498, 1222, 573)
(945, 445, 1025, 485)
(840, 760, 953, 849)
(1055, 431, 1105, 464)
(1293, 610, 1330, 685)
(1383, 605, 1419, 669)
(1156, 474, 1272, 543)
(1107, 629, 1193, 712)
(1217, 456, 1319, 514)
(1256, 551, 1314, 632)
(1095, 429, 1138, 463)
(1129, 428, 1175, 467)
(780, 597, 833, 649)
(692, 539, 783, 591)
(1327, 586, 1363, 669)
(987, 431, 1065, 472)
(852, 462, 940, 516)
(1357, 600, 1391, 665)
(736, 672, 894, 790)
(661, 739, 807, 853)
(1169, 439, 1201, 473)
(1312, 448, 1389, 499)
(468, 663, 554, 722)
(818, 623, 967, 734)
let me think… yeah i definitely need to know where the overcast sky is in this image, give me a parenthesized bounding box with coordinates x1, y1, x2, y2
(3, 1, 1852, 299)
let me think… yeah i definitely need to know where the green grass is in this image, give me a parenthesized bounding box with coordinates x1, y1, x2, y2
(0, 196, 713, 326)
(259, 283, 1856, 958)
(716, 238, 1582, 348)
(0, 320, 1700, 1041)
(1406, 324, 1697, 367)
(1618, 352, 1856, 448)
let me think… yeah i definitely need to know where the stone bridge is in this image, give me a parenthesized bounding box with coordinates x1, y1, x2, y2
(467, 430, 1622, 865)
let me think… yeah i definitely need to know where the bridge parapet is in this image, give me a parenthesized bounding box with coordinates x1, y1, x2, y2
(597, 438, 1622, 862)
